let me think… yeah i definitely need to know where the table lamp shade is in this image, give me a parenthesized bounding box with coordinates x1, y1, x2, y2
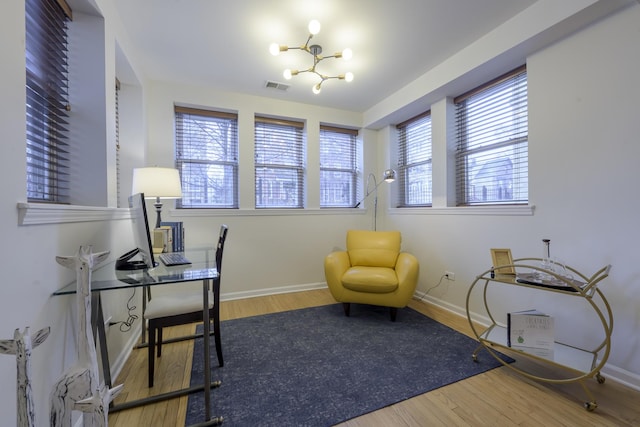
(132, 167, 182, 199)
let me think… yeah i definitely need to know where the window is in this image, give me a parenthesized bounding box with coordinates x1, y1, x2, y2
(25, 0, 72, 203)
(175, 107, 239, 208)
(455, 65, 528, 205)
(319, 125, 359, 208)
(396, 112, 432, 207)
(254, 116, 305, 208)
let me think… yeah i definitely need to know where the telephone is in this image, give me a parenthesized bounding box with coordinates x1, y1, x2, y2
(115, 248, 148, 271)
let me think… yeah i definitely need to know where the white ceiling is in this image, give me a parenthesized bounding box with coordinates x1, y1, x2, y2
(107, 0, 542, 113)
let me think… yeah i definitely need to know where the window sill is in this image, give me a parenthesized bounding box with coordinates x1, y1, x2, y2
(169, 205, 534, 217)
(170, 208, 364, 217)
(390, 205, 535, 216)
(17, 202, 131, 225)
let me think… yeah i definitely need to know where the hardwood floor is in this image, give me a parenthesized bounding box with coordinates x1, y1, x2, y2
(109, 289, 640, 426)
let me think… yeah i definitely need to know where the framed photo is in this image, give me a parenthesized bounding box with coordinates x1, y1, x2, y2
(490, 248, 515, 275)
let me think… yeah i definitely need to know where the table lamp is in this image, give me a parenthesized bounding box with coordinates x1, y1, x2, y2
(132, 167, 182, 229)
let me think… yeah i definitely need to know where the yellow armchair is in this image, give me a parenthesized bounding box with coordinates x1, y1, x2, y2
(324, 230, 419, 321)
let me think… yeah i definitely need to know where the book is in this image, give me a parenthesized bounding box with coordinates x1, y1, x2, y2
(160, 221, 184, 252)
(153, 227, 171, 253)
(507, 309, 554, 350)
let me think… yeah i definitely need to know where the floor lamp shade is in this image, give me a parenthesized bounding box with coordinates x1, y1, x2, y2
(132, 167, 182, 228)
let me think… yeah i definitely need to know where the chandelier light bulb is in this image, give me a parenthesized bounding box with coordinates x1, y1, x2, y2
(308, 20, 321, 35)
(271, 20, 353, 94)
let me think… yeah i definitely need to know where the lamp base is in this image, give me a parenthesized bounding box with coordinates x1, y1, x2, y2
(154, 198, 163, 229)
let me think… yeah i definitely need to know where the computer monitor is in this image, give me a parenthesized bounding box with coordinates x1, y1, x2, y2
(116, 193, 157, 270)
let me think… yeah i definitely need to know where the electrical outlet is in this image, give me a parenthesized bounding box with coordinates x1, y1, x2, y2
(445, 271, 455, 281)
(104, 316, 113, 329)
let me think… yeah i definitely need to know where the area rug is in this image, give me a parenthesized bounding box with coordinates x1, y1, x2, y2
(186, 304, 510, 426)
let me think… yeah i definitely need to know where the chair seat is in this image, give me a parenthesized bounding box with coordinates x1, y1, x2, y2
(342, 266, 398, 293)
(144, 290, 214, 320)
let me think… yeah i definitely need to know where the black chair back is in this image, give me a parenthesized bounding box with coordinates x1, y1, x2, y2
(216, 224, 228, 275)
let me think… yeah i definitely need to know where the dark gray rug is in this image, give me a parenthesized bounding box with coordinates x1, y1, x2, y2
(186, 304, 509, 426)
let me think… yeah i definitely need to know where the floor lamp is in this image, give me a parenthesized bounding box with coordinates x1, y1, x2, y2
(132, 167, 183, 229)
(353, 169, 396, 230)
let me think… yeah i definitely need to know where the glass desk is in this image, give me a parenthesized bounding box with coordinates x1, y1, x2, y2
(53, 248, 222, 425)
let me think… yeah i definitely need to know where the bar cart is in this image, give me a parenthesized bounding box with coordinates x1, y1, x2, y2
(466, 258, 612, 411)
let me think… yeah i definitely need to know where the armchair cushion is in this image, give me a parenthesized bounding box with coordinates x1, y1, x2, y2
(347, 230, 400, 268)
(342, 267, 398, 293)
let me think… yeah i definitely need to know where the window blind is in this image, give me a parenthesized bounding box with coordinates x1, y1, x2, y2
(455, 65, 528, 205)
(319, 125, 359, 208)
(25, 0, 72, 203)
(396, 111, 432, 207)
(254, 116, 305, 208)
(175, 106, 239, 208)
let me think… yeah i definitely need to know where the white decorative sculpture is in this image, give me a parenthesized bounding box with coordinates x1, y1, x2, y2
(0, 326, 50, 427)
(50, 246, 123, 427)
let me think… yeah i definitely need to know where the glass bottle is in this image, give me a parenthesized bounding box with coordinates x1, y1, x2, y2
(540, 238, 552, 278)
(542, 239, 550, 263)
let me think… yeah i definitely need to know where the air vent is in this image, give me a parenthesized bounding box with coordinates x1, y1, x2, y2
(265, 80, 290, 91)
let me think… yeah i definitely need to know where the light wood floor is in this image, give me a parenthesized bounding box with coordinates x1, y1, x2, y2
(109, 289, 640, 426)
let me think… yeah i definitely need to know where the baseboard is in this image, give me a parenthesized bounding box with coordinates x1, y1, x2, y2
(220, 282, 328, 302)
(416, 292, 640, 392)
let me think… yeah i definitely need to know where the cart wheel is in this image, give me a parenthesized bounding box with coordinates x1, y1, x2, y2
(596, 373, 605, 384)
(584, 401, 597, 411)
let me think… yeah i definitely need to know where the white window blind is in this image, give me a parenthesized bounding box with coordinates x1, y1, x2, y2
(455, 65, 528, 205)
(26, 0, 72, 203)
(396, 111, 432, 207)
(319, 125, 359, 208)
(254, 116, 305, 208)
(175, 106, 239, 208)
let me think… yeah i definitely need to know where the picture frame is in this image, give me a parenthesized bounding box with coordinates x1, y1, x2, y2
(490, 248, 516, 275)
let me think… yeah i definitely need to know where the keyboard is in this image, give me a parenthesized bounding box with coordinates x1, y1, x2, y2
(158, 252, 192, 266)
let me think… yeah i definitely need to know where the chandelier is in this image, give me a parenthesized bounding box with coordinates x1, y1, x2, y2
(269, 20, 353, 94)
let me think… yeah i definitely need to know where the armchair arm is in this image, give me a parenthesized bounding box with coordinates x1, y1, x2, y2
(395, 252, 420, 292)
(324, 251, 351, 298)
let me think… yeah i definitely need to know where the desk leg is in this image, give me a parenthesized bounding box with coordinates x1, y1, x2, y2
(201, 278, 224, 425)
(141, 286, 148, 345)
(109, 282, 223, 414)
(91, 292, 112, 388)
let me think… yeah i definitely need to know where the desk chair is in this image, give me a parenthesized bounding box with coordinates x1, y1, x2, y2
(144, 225, 228, 387)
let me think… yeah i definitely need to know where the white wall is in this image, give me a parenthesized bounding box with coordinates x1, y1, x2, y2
(1, 0, 639, 425)
(0, 0, 147, 425)
(382, 4, 640, 388)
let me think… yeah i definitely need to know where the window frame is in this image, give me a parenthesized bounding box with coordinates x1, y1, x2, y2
(454, 65, 528, 206)
(25, 0, 72, 203)
(254, 116, 306, 209)
(174, 106, 239, 209)
(396, 111, 433, 207)
(319, 125, 359, 208)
